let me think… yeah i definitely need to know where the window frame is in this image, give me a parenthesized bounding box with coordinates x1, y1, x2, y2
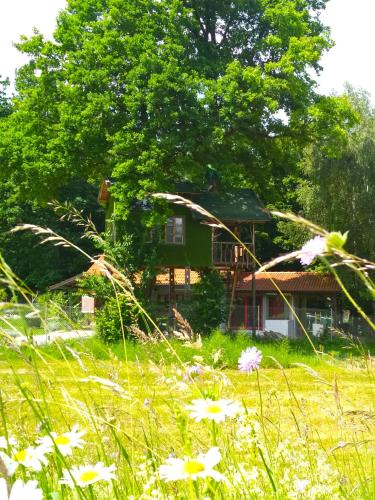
(268, 295, 287, 320)
(164, 216, 185, 245)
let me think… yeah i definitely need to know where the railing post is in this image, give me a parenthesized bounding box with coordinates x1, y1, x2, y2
(213, 242, 252, 268)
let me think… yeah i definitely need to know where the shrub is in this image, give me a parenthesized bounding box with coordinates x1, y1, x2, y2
(76, 274, 114, 307)
(187, 269, 227, 335)
(96, 294, 137, 344)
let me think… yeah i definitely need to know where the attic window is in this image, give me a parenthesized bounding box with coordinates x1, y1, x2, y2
(165, 217, 184, 245)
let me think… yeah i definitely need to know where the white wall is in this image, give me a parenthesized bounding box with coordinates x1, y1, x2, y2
(264, 319, 292, 337)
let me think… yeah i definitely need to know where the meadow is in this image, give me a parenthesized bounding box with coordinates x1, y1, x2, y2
(1, 332, 375, 498)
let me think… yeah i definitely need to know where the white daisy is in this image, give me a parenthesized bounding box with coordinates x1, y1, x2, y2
(1, 445, 49, 475)
(38, 425, 85, 456)
(159, 447, 224, 482)
(60, 462, 116, 488)
(0, 436, 17, 450)
(186, 399, 242, 423)
(0, 478, 43, 500)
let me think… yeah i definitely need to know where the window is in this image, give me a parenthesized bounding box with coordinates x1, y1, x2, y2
(165, 217, 184, 244)
(268, 296, 286, 320)
(145, 227, 160, 243)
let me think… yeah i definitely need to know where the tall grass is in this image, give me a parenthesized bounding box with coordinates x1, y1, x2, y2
(0, 204, 374, 498)
(1, 332, 372, 368)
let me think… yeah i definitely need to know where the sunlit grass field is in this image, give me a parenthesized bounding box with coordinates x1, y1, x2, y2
(1, 333, 375, 498)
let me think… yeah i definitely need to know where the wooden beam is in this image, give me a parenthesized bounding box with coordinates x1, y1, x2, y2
(227, 268, 239, 330)
(169, 267, 176, 328)
(251, 223, 257, 339)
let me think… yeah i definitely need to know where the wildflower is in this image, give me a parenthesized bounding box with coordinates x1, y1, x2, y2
(227, 464, 264, 495)
(0, 478, 43, 500)
(159, 447, 224, 482)
(184, 364, 203, 380)
(38, 425, 85, 456)
(238, 347, 262, 373)
(60, 462, 116, 488)
(295, 478, 310, 492)
(0, 436, 17, 449)
(1, 445, 49, 475)
(298, 236, 326, 265)
(186, 398, 242, 423)
(235, 413, 262, 450)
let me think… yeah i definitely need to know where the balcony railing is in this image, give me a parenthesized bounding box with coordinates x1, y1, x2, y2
(212, 242, 254, 269)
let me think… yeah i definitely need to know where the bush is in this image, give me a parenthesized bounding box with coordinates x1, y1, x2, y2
(96, 294, 138, 344)
(187, 269, 227, 335)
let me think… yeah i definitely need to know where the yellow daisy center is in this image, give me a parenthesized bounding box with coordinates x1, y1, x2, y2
(79, 470, 100, 483)
(13, 449, 27, 462)
(206, 404, 222, 414)
(55, 435, 70, 445)
(183, 461, 205, 475)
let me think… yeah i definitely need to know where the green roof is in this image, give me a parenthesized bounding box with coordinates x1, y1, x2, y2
(190, 189, 271, 223)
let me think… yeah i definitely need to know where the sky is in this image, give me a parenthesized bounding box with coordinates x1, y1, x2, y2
(1, 0, 375, 101)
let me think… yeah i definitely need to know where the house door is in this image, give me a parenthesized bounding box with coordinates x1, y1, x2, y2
(244, 296, 263, 331)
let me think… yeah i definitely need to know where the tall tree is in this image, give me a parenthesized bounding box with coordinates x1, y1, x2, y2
(1, 0, 353, 219)
(298, 87, 375, 261)
(0, 78, 12, 118)
(0, 78, 104, 290)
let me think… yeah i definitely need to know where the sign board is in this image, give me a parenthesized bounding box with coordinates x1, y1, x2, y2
(81, 295, 95, 314)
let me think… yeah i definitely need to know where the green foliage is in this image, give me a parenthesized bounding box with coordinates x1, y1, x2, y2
(0, 0, 354, 215)
(325, 231, 348, 252)
(0, 0, 359, 292)
(96, 294, 138, 344)
(4, 330, 371, 368)
(298, 87, 375, 261)
(77, 274, 114, 304)
(0, 288, 7, 302)
(0, 181, 103, 290)
(0, 78, 12, 118)
(187, 269, 227, 335)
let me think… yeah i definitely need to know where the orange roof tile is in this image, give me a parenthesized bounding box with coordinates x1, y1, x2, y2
(86, 255, 107, 276)
(236, 272, 341, 293)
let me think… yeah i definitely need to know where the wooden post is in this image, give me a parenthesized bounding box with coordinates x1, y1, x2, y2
(169, 267, 176, 329)
(251, 223, 257, 339)
(331, 294, 339, 338)
(244, 296, 248, 329)
(227, 269, 239, 330)
(184, 267, 191, 299)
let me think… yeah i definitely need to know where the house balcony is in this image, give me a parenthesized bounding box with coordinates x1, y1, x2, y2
(212, 242, 254, 269)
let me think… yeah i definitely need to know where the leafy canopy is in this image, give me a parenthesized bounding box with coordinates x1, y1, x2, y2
(299, 87, 375, 261)
(1, 0, 353, 218)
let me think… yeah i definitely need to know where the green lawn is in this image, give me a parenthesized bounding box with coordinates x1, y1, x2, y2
(1, 329, 372, 368)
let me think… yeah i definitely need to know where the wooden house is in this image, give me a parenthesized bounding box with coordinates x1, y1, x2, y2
(98, 180, 271, 271)
(50, 180, 343, 338)
(98, 179, 272, 333)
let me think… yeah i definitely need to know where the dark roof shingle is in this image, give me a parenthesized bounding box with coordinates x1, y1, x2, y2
(191, 189, 271, 223)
